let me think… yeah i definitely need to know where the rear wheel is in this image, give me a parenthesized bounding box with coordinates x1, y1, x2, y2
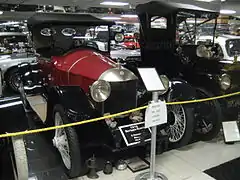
(165, 104, 195, 148)
(52, 104, 81, 178)
(194, 88, 221, 141)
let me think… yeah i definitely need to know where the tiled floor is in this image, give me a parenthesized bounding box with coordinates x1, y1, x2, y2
(73, 140, 240, 180)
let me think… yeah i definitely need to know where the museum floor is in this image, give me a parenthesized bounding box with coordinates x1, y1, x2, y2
(76, 139, 240, 180)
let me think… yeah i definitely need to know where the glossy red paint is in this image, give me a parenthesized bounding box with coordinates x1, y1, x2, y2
(123, 36, 140, 49)
(43, 49, 116, 92)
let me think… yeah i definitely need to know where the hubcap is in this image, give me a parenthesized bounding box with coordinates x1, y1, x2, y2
(10, 74, 20, 91)
(53, 112, 71, 170)
(165, 105, 186, 143)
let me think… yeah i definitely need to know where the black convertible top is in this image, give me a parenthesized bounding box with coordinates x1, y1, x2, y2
(136, 1, 219, 17)
(27, 12, 115, 27)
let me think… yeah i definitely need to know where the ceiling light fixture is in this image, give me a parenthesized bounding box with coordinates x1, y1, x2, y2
(100, 1, 129, 6)
(101, 17, 122, 20)
(121, 14, 138, 18)
(195, 0, 214, 2)
(220, 9, 236, 14)
(115, 21, 127, 24)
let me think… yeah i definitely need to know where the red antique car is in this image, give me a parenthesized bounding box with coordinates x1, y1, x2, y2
(18, 12, 195, 178)
(122, 35, 140, 49)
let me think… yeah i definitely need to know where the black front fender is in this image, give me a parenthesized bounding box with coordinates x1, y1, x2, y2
(49, 86, 97, 121)
(167, 78, 196, 103)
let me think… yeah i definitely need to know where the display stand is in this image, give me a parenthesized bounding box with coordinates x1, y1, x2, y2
(135, 68, 168, 180)
(222, 121, 240, 144)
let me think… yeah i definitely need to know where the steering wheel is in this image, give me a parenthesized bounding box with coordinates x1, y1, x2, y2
(179, 30, 195, 45)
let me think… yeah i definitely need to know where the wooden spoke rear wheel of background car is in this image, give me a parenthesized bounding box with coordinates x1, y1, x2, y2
(194, 88, 222, 141)
(52, 104, 82, 178)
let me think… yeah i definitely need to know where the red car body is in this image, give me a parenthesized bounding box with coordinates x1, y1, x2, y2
(122, 36, 140, 49)
(39, 49, 116, 92)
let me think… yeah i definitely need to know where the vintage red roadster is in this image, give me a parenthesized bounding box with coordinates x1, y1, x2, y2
(18, 13, 197, 178)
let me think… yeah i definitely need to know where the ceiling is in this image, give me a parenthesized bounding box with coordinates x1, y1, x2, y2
(0, 0, 239, 15)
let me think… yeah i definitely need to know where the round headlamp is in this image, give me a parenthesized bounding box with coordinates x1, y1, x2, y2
(90, 80, 111, 102)
(220, 74, 231, 90)
(159, 75, 170, 95)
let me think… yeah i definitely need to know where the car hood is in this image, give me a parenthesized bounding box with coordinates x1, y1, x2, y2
(54, 49, 116, 81)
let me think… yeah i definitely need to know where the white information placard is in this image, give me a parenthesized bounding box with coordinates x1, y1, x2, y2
(222, 121, 240, 142)
(137, 68, 165, 92)
(145, 100, 167, 128)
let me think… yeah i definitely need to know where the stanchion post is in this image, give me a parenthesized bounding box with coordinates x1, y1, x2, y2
(149, 92, 158, 179)
(135, 91, 168, 180)
(0, 71, 2, 97)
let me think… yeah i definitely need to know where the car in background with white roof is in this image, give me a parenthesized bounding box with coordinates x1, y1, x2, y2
(196, 34, 240, 62)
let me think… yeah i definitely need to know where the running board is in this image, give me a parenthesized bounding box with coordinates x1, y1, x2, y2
(27, 95, 47, 123)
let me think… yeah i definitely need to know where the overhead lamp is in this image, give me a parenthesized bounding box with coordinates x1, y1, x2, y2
(100, 1, 129, 6)
(0, 11, 3, 15)
(115, 21, 127, 24)
(102, 17, 122, 20)
(220, 9, 236, 14)
(121, 14, 138, 18)
(195, 0, 214, 2)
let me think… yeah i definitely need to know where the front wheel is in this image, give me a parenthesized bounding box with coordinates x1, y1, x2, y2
(194, 88, 222, 141)
(11, 136, 28, 180)
(52, 105, 82, 178)
(165, 104, 195, 148)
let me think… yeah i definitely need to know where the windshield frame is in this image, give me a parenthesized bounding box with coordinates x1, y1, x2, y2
(33, 24, 112, 56)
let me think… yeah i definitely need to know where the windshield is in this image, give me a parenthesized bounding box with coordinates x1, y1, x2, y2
(226, 39, 240, 57)
(37, 25, 109, 55)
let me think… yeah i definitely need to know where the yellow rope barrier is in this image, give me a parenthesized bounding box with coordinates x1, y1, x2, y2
(1, 91, 240, 139)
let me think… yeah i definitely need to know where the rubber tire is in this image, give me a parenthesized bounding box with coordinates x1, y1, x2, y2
(5, 68, 20, 93)
(168, 104, 195, 149)
(53, 104, 82, 178)
(11, 136, 28, 180)
(193, 88, 222, 141)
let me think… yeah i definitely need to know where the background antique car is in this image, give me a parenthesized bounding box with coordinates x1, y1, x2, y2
(110, 43, 141, 62)
(196, 34, 240, 62)
(135, 1, 222, 142)
(122, 35, 140, 49)
(0, 32, 36, 92)
(18, 13, 170, 178)
(124, 2, 200, 149)
(161, 2, 240, 136)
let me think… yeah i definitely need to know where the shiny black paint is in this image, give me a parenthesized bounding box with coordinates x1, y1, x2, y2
(168, 78, 196, 102)
(0, 96, 28, 133)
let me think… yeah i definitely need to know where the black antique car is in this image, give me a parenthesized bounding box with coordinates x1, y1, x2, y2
(134, 1, 224, 141)
(18, 12, 198, 178)
(0, 79, 28, 179)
